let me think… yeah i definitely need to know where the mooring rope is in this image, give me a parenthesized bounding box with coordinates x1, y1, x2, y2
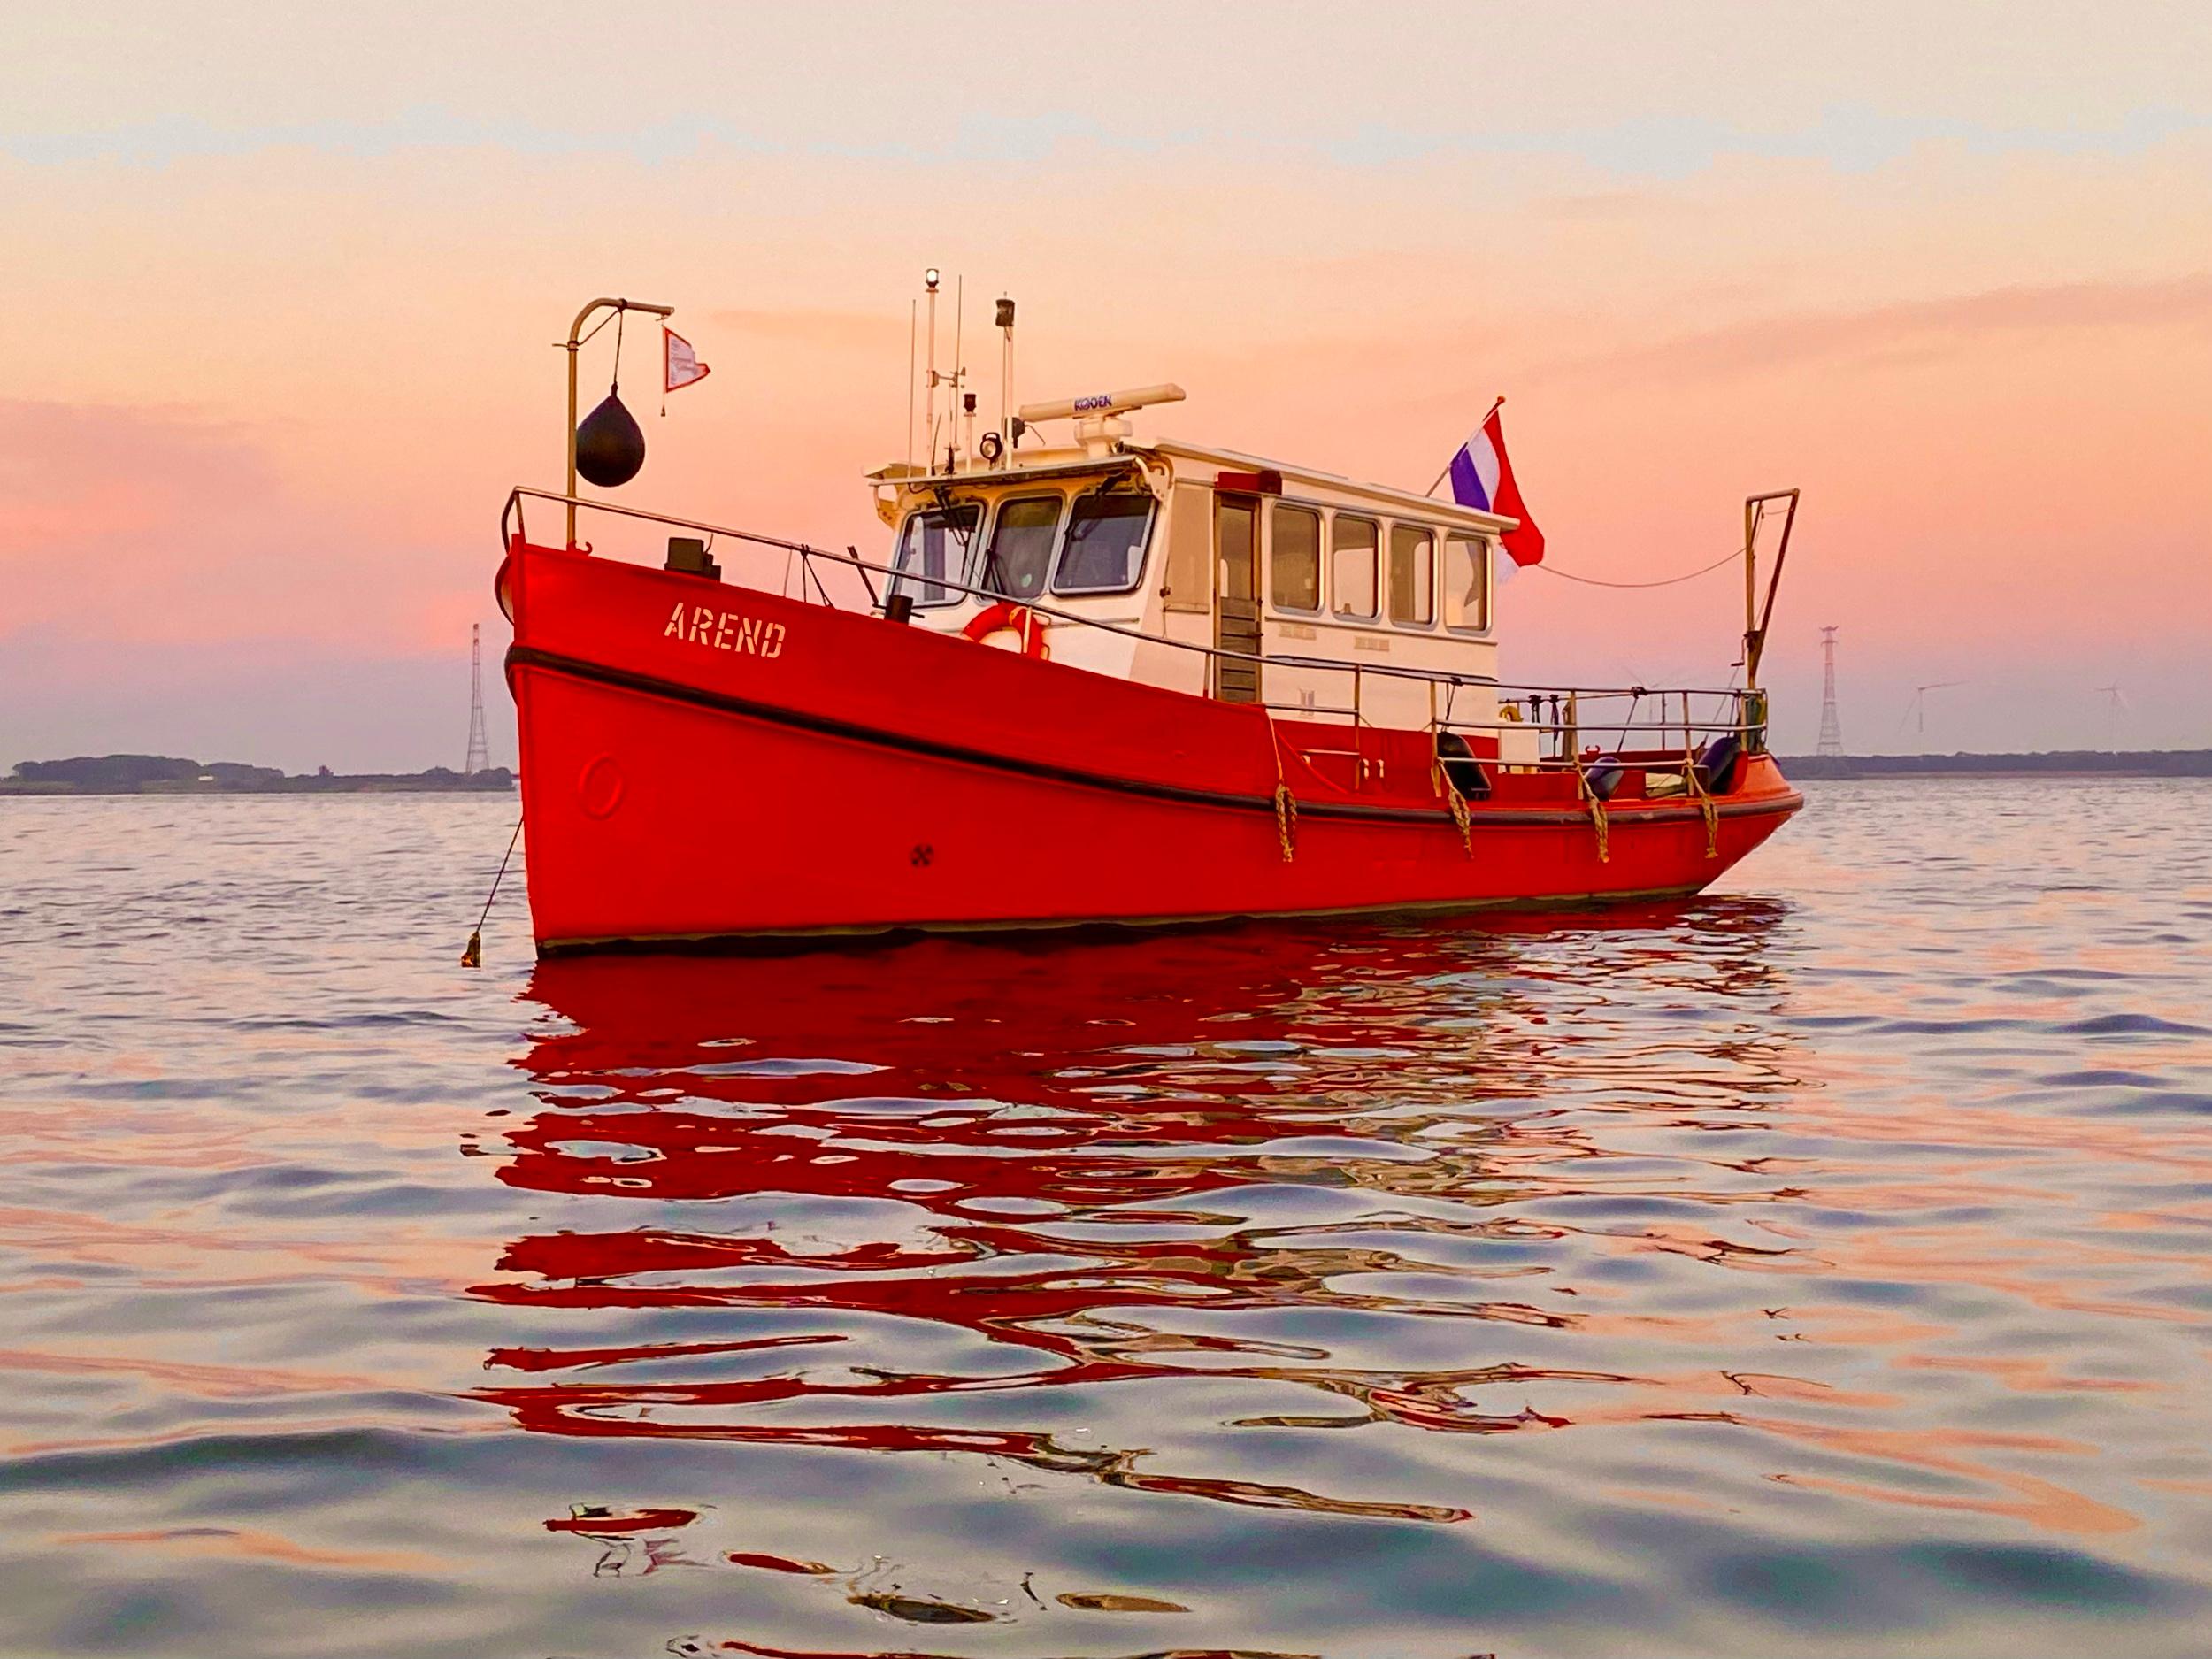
(1265, 725, 1299, 863)
(1574, 764, 1612, 864)
(460, 817, 524, 968)
(1445, 772, 1473, 857)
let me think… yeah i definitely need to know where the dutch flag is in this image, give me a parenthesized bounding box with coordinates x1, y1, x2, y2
(1447, 403, 1545, 576)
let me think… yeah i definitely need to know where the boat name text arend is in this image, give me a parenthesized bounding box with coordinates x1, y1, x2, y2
(664, 601, 787, 660)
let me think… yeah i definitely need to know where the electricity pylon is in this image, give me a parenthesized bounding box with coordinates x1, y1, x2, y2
(465, 624, 490, 776)
(1816, 626, 1845, 757)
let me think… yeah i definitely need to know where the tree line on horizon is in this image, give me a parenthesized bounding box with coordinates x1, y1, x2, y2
(1780, 749, 2210, 778)
(5, 755, 513, 793)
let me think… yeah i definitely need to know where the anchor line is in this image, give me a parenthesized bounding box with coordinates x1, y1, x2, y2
(461, 816, 524, 968)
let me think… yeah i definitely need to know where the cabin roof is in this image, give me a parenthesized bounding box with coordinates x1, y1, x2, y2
(868, 453, 1143, 489)
(1136, 439, 1519, 534)
(871, 441, 1518, 534)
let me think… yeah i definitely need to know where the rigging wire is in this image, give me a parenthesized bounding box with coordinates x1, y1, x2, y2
(1535, 545, 1746, 589)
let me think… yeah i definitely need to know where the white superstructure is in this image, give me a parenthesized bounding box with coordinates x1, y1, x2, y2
(871, 275, 1525, 741)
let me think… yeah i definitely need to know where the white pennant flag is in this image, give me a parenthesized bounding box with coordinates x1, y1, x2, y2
(664, 327, 710, 394)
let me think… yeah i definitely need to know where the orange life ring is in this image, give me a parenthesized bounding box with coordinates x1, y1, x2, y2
(959, 600, 1051, 659)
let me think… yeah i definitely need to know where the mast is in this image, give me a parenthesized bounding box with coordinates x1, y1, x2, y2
(1740, 488, 1801, 691)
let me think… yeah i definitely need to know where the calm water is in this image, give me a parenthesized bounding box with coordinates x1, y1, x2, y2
(2, 781, 2209, 1658)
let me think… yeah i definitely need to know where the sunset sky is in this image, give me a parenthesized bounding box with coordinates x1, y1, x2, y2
(5, 3, 2208, 769)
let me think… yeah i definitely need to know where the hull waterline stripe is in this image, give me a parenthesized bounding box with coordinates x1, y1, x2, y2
(506, 645, 1803, 831)
(536, 880, 1721, 955)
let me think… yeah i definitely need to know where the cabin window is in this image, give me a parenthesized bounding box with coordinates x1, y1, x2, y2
(889, 503, 980, 607)
(1389, 526, 1435, 626)
(1331, 515, 1379, 620)
(979, 495, 1062, 600)
(1054, 491, 1155, 594)
(1444, 534, 1490, 631)
(1270, 503, 1321, 611)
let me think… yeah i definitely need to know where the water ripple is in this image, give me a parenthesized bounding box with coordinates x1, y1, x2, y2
(1, 782, 2209, 1656)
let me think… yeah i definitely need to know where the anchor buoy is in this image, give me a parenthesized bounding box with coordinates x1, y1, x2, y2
(960, 601, 1051, 659)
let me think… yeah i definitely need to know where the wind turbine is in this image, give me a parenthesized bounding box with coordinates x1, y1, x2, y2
(1897, 680, 1964, 748)
(2097, 684, 2128, 750)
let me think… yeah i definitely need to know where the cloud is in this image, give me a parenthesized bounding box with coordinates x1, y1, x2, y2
(1569, 273, 2212, 380)
(11, 98, 2206, 182)
(0, 400, 280, 546)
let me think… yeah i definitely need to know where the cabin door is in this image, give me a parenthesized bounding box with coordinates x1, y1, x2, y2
(1213, 495, 1262, 703)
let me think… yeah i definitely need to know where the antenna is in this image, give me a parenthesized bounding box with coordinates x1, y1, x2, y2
(1018, 384, 1188, 423)
(1816, 626, 1845, 758)
(1019, 383, 1187, 457)
(923, 268, 940, 472)
(953, 273, 966, 469)
(464, 623, 489, 776)
(996, 295, 1016, 451)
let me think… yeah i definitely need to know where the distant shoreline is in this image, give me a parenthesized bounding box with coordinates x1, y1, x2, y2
(1, 782, 516, 795)
(1778, 750, 2211, 780)
(12, 749, 2206, 795)
(4, 754, 515, 796)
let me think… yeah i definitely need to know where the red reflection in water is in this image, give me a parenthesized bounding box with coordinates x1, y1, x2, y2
(475, 909, 2167, 1549)
(727, 1551, 835, 1575)
(543, 1505, 698, 1535)
(483, 926, 1601, 1524)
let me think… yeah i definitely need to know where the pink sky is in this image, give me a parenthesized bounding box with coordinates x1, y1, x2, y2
(4, 4, 2208, 768)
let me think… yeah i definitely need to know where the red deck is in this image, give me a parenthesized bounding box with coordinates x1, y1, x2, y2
(501, 539, 1801, 951)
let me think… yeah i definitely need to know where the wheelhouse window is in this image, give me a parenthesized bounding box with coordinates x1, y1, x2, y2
(1389, 525, 1435, 626)
(889, 503, 980, 607)
(1331, 514, 1379, 620)
(1444, 534, 1490, 632)
(1053, 490, 1155, 594)
(980, 495, 1061, 600)
(1270, 503, 1321, 611)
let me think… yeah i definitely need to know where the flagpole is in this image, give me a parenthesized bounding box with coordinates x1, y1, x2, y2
(1425, 396, 1506, 498)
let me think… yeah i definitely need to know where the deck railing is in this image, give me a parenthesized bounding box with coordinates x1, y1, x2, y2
(503, 487, 1764, 779)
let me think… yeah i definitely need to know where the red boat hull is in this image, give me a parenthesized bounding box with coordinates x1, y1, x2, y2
(502, 541, 1801, 951)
